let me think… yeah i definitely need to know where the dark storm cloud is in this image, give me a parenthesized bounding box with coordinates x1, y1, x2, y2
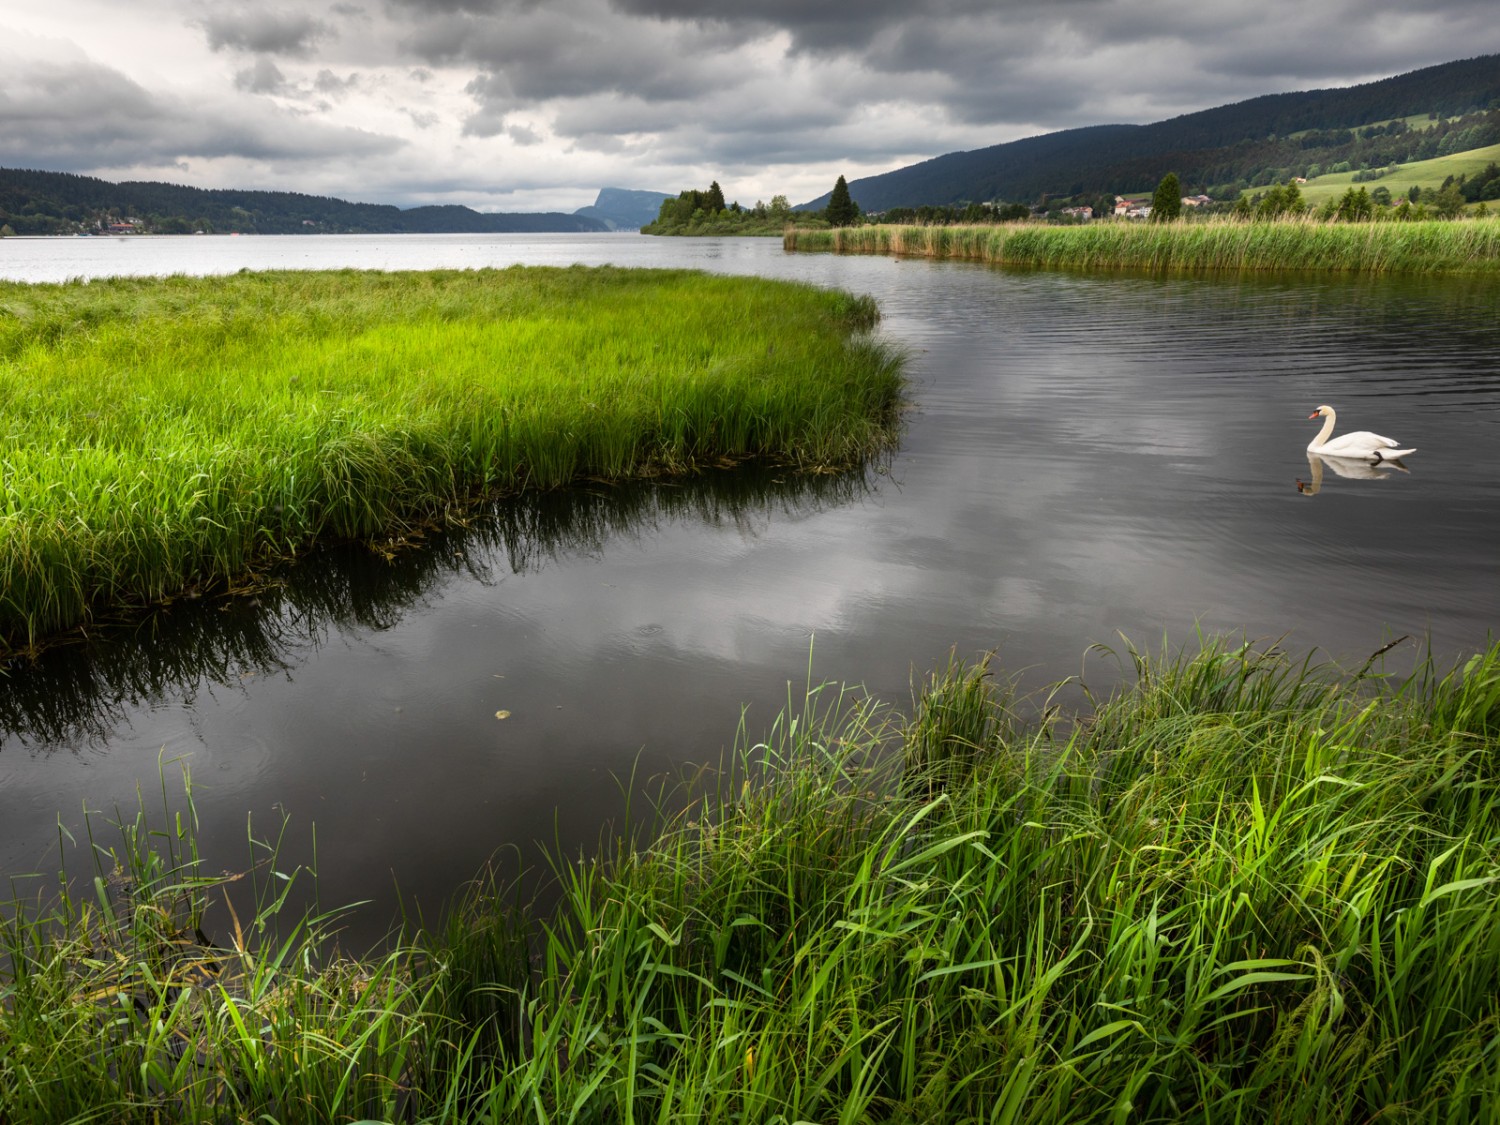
(609, 0, 1002, 50)
(0, 55, 402, 171)
(405, 6, 729, 100)
(201, 9, 332, 56)
(372, 0, 1500, 167)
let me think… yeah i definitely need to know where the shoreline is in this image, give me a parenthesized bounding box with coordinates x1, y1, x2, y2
(785, 215, 1500, 274)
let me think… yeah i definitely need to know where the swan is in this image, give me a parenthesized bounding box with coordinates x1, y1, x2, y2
(1306, 405, 1415, 462)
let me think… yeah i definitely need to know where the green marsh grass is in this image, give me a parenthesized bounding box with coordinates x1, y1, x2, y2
(0, 266, 904, 649)
(5, 637, 1498, 1121)
(787, 214, 1500, 274)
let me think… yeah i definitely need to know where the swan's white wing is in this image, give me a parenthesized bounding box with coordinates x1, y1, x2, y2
(1318, 430, 1404, 456)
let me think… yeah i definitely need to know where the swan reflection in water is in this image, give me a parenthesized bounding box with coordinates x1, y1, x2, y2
(1296, 451, 1410, 495)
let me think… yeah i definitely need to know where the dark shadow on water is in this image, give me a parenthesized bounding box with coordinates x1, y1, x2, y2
(0, 462, 879, 751)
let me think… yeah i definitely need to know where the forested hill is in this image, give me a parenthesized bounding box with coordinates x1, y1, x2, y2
(803, 53, 1500, 211)
(0, 168, 609, 236)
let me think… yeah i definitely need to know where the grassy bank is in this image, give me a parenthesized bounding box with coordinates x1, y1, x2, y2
(786, 215, 1500, 273)
(5, 638, 1498, 1122)
(0, 266, 903, 649)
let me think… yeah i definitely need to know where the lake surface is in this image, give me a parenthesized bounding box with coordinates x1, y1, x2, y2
(3, 233, 1497, 944)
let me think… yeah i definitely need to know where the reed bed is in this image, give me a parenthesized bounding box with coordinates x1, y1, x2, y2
(0, 266, 904, 648)
(5, 638, 1497, 1122)
(786, 215, 1500, 274)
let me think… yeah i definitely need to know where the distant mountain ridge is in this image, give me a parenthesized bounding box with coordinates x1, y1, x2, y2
(802, 53, 1500, 211)
(573, 187, 674, 230)
(0, 167, 610, 236)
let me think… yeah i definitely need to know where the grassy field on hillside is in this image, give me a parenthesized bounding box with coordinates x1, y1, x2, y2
(1300, 141, 1500, 205)
(0, 266, 903, 649)
(3, 638, 1497, 1122)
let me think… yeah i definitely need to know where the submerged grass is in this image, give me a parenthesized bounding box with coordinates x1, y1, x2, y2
(787, 215, 1500, 274)
(0, 266, 904, 649)
(5, 637, 1498, 1122)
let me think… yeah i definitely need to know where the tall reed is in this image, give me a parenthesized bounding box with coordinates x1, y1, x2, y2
(787, 215, 1500, 274)
(10, 638, 1495, 1121)
(0, 267, 904, 648)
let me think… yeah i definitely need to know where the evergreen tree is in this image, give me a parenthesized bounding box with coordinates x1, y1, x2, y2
(705, 181, 726, 213)
(1150, 172, 1182, 221)
(826, 175, 857, 227)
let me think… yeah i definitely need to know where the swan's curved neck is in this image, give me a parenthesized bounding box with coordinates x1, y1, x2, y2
(1310, 409, 1336, 448)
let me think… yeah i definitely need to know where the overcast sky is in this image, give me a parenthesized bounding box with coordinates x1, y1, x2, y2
(3, 1, 1497, 212)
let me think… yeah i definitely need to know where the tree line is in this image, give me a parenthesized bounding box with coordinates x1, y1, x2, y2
(0, 168, 608, 237)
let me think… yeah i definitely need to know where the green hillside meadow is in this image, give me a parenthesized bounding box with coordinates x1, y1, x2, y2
(1299, 141, 1500, 206)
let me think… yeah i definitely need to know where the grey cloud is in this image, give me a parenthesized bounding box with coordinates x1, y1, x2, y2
(314, 69, 361, 94)
(400, 16, 476, 63)
(233, 61, 360, 103)
(234, 58, 289, 94)
(395, 0, 757, 102)
(608, 0, 1093, 54)
(201, 9, 332, 56)
(563, 132, 629, 154)
(0, 55, 402, 172)
(461, 71, 514, 134)
(507, 122, 543, 145)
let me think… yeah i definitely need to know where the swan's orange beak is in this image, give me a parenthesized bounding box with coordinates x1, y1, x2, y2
(1307, 410, 1320, 420)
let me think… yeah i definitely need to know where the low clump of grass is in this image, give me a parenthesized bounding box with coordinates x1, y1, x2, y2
(0, 266, 904, 649)
(787, 215, 1500, 274)
(6, 637, 1497, 1122)
(0, 770, 442, 1124)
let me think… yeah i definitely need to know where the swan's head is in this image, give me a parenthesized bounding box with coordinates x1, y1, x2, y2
(1309, 404, 1334, 421)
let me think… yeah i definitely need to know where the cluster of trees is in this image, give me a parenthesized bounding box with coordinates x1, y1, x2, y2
(1130, 168, 1489, 224)
(875, 201, 1032, 225)
(642, 176, 865, 235)
(1453, 162, 1500, 201)
(1220, 177, 1474, 222)
(641, 181, 798, 235)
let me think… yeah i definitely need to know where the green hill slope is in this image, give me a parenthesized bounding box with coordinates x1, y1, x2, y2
(1299, 142, 1500, 205)
(802, 53, 1500, 211)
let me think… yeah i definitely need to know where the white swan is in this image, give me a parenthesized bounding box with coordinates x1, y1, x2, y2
(1306, 405, 1415, 462)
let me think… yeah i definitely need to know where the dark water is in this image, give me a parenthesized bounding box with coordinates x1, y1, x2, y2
(3, 234, 1498, 944)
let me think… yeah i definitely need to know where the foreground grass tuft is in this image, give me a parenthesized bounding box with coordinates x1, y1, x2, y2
(787, 215, 1500, 274)
(0, 266, 904, 649)
(4, 637, 1498, 1122)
